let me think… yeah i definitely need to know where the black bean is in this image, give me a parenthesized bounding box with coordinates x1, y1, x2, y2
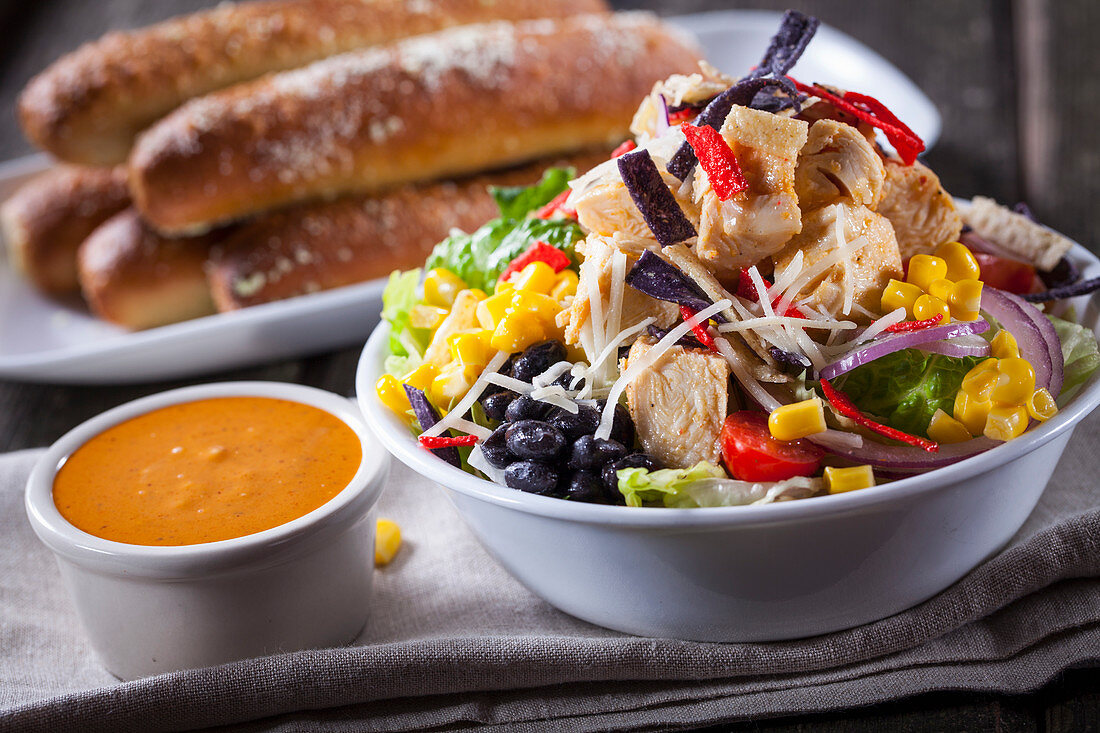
(596, 399, 636, 448)
(504, 394, 549, 422)
(504, 461, 559, 495)
(512, 340, 568, 383)
(548, 405, 601, 441)
(601, 453, 661, 491)
(480, 391, 515, 422)
(481, 426, 513, 468)
(568, 435, 627, 470)
(563, 470, 611, 504)
(505, 420, 567, 460)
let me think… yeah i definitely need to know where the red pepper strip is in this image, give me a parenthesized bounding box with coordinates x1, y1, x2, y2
(679, 123, 749, 201)
(819, 379, 940, 453)
(737, 268, 805, 319)
(611, 140, 638, 158)
(679, 305, 719, 353)
(498, 241, 571, 283)
(667, 108, 696, 123)
(534, 190, 576, 220)
(419, 434, 479, 449)
(788, 78, 925, 165)
(883, 313, 944, 333)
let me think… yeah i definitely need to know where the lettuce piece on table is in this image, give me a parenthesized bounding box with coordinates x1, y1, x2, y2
(829, 349, 981, 438)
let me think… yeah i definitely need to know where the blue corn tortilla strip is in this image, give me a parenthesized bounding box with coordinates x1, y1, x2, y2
(625, 250, 727, 322)
(747, 10, 821, 79)
(769, 346, 813, 376)
(1021, 276, 1100, 303)
(403, 384, 461, 467)
(666, 77, 790, 180)
(617, 149, 697, 247)
(647, 324, 706, 350)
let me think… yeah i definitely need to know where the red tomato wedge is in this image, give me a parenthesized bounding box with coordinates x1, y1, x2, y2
(973, 253, 1039, 295)
(719, 411, 824, 482)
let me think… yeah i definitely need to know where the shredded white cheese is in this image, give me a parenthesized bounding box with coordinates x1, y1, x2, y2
(420, 351, 509, 439)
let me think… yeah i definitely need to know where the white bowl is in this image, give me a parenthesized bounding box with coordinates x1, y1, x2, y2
(26, 381, 388, 680)
(356, 245, 1100, 642)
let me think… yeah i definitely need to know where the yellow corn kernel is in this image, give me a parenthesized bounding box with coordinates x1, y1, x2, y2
(476, 291, 514, 330)
(991, 357, 1036, 405)
(423, 269, 466, 308)
(409, 304, 449, 331)
(961, 361, 1000, 401)
(913, 294, 951, 322)
(983, 404, 1029, 441)
(401, 363, 438, 393)
(927, 408, 973, 444)
(375, 375, 411, 415)
(935, 241, 981, 281)
(490, 310, 547, 354)
(448, 330, 494, 366)
(551, 269, 579, 300)
(374, 519, 402, 566)
(768, 398, 827, 441)
(511, 261, 558, 294)
(990, 330, 1019, 359)
(824, 465, 876, 494)
(510, 290, 562, 321)
(496, 279, 515, 295)
(430, 363, 482, 407)
(907, 254, 949, 291)
(881, 279, 924, 318)
(928, 278, 956, 302)
(954, 390, 993, 435)
(1027, 387, 1059, 421)
(949, 279, 984, 321)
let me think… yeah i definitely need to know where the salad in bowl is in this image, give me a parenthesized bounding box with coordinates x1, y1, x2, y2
(371, 10, 1100, 511)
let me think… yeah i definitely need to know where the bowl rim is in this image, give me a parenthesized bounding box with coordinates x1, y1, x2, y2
(26, 381, 389, 577)
(356, 242, 1100, 529)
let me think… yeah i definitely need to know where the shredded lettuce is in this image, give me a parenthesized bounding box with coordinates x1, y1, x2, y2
(617, 462, 822, 507)
(425, 167, 584, 293)
(489, 167, 574, 220)
(1047, 313, 1100, 403)
(381, 268, 428, 376)
(829, 349, 982, 438)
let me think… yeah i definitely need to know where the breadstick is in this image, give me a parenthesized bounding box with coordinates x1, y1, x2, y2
(1, 165, 129, 294)
(208, 150, 610, 310)
(19, 0, 607, 166)
(78, 209, 228, 329)
(130, 13, 702, 234)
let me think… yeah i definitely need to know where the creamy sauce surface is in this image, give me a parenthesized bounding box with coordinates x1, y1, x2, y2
(53, 396, 362, 546)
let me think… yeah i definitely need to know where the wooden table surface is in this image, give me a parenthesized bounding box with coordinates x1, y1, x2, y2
(2, 0, 1098, 729)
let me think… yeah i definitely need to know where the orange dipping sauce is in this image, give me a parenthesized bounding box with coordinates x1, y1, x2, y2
(53, 396, 362, 546)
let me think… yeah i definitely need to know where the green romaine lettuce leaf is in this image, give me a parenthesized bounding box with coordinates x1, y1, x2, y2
(1047, 313, 1100, 403)
(830, 349, 982, 437)
(489, 167, 574, 220)
(617, 462, 728, 507)
(425, 213, 583, 293)
(381, 268, 428, 376)
(617, 462, 822, 507)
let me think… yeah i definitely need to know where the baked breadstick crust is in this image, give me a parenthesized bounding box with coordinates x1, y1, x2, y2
(208, 149, 611, 310)
(20, 0, 608, 166)
(1, 165, 130, 294)
(130, 13, 701, 235)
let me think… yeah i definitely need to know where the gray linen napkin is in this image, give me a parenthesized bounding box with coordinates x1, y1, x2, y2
(3, 408, 1100, 733)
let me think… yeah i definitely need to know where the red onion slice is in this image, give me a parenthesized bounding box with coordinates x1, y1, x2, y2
(979, 287, 1063, 395)
(655, 94, 670, 136)
(918, 334, 991, 358)
(820, 319, 990, 381)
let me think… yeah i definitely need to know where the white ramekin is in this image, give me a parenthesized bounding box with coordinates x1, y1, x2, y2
(25, 381, 389, 680)
(355, 242, 1100, 643)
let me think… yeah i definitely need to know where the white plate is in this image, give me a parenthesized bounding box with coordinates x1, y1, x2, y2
(0, 11, 939, 384)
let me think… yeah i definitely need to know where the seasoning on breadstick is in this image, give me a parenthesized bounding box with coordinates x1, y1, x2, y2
(208, 150, 610, 310)
(78, 209, 229, 330)
(1, 165, 130, 294)
(130, 13, 702, 235)
(19, 0, 607, 166)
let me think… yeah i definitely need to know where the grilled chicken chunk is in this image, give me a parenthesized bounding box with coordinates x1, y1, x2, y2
(564, 233, 679, 348)
(625, 338, 731, 468)
(876, 157, 963, 260)
(774, 203, 903, 323)
(795, 119, 885, 211)
(694, 106, 809, 277)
